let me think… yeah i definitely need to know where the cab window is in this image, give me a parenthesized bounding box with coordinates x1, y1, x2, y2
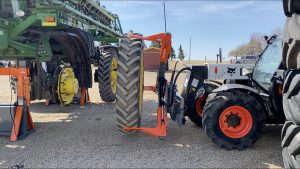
(252, 40, 282, 87)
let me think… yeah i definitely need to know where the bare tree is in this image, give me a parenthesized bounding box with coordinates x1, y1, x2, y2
(229, 32, 274, 57)
(229, 29, 284, 58)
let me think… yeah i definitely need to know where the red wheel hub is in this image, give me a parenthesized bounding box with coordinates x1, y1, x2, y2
(195, 96, 206, 116)
(219, 106, 253, 139)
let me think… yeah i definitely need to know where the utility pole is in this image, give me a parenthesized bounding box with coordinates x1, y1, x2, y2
(189, 37, 191, 61)
(219, 48, 222, 63)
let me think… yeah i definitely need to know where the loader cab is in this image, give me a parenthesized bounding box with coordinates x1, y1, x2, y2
(0, 0, 20, 19)
(252, 39, 283, 90)
(251, 38, 284, 120)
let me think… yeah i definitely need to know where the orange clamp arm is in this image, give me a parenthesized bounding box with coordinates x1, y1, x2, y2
(128, 33, 172, 63)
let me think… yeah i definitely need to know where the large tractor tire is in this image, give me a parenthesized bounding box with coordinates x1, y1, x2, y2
(283, 70, 300, 125)
(116, 35, 144, 131)
(283, 15, 300, 69)
(282, 2, 300, 168)
(282, 8, 300, 168)
(202, 90, 266, 150)
(187, 81, 221, 127)
(281, 121, 300, 168)
(98, 47, 118, 102)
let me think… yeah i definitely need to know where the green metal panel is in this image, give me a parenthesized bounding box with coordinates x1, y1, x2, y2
(0, 28, 8, 50)
(0, 0, 123, 60)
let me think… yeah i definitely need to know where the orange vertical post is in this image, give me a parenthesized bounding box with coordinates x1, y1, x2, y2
(27, 109, 34, 130)
(10, 106, 24, 142)
(80, 87, 86, 106)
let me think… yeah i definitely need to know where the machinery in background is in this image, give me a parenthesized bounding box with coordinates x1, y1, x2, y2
(0, 0, 123, 106)
(0, 0, 123, 141)
(230, 55, 259, 64)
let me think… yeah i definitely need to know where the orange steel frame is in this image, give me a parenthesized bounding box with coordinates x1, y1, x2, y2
(0, 68, 34, 141)
(80, 87, 90, 107)
(123, 33, 172, 138)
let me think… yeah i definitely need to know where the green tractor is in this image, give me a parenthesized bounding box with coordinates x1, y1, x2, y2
(0, 0, 122, 105)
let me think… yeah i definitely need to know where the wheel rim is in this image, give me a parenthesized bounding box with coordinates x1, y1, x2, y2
(110, 57, 118, 94)
(138, 53, 144, 113)
(219, 106, 253, 139)
(195, 96, 206, 116)
(57, 67, 79, 105)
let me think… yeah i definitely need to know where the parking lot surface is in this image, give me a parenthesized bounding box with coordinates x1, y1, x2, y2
(0, 71, 283, 168)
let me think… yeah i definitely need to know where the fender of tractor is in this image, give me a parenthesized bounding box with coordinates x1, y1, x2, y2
(213, 83, 260, 94)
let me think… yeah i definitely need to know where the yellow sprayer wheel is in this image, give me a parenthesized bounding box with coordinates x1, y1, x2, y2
(57, 66, 79, 105)
(110, 57, 118, 94)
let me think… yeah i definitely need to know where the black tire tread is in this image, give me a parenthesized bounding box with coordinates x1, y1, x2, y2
(98, 48, 118, 102)
(187, 81, 221, 127)
(281, 121, 300, 168)
(283, 72, 300, 125)
(116, 35, 144, 131)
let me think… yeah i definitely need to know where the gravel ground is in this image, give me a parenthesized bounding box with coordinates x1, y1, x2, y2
(0, 69, 283, 168)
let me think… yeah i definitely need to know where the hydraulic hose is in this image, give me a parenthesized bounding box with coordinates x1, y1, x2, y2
(165, 67, 193, 107)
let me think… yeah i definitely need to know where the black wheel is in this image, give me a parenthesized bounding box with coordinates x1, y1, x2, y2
(98, 47, 118, 102)
(283, 15, 300, 69)
(283, 0, 293, 17)
(283, 70, 300, 125)
(202, 90, 266, 150)
(283, 0, 300, 17)
(116, 34, 144, 131)
(187, 81, 221, 127)
(281, 121, 300, 168)
(282, 4, 300, 168)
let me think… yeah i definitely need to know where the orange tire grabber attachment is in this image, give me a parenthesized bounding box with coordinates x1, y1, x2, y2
(123, 33, 172, 138)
